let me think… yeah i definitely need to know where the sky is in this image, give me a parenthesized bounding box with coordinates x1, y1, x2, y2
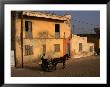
(41, 11, 100, 34)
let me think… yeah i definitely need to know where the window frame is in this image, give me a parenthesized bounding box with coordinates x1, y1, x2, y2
(55, 24, 60, 38)
(89, 46, 93, 52)
(24, 45, 33, 56)
(79, 43, 83, 52)
(54, 44, 60, 52)
(25, 20, 32, 38)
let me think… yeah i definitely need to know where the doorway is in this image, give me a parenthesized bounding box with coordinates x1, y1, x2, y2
(66, 43, 70, 56)
(43, 44, 46, 54)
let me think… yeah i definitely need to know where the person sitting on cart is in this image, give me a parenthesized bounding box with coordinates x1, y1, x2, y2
(41, 53, 52, 69)
(47, 55, 52, 64)
(41, 53, 48, 69)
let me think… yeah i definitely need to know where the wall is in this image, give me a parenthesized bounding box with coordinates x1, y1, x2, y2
(11, 51, 15, 67)
(77, 34, 100, 55)
(22, 17, 71, 39)
(14, 15, 71, 67)
(15, 18, 23, 67)
(71, 35, 94, 58)
(23, 39, 64, 67)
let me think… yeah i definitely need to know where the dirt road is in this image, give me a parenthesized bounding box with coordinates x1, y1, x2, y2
(11, 56, 100, 77)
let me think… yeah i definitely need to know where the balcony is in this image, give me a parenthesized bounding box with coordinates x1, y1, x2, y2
(55, 32, 60, 38)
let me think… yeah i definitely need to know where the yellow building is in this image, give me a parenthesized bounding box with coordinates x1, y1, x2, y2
(11, 11, 72, 68)
(71, 35, 94, 58)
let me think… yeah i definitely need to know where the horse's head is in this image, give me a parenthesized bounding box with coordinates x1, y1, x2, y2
(64, 54, 70, 60)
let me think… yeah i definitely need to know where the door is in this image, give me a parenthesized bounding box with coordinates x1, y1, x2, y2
(43, 44, 46, 54)
(66, 43, 70, 56)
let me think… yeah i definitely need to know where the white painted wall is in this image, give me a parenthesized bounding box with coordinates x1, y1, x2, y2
(11, 50, 15, 67)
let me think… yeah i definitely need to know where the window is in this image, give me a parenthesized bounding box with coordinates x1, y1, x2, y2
(55, 24, 60, 32)
(55, 24, 60, 38)
(54, 44, 60, 52)
(90, 46, 93, 52)
(25, 21, 32, 38)
(25, 45, 33, 55)
(79, 43, 82, 52)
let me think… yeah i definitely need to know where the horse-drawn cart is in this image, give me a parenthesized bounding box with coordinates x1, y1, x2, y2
(41, 58, 56, 72)
(40, 54, 70, 72)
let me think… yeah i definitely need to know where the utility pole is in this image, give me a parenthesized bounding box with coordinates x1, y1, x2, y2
(21, 11, 23, 68)
(14, 11, 18, 68)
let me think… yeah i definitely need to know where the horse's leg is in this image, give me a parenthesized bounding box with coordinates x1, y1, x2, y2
(54, 63, 57, 70)
(62, 61, 65, 69)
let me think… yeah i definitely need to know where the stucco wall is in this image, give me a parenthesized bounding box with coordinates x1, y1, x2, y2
(23, 39, 64, 66)
(15, 18, 23, 67)
(71, 35, 94, 58)
(11, 51, 15, 67)
(22, 17, 71, 39)
(14, 16, 71, 67)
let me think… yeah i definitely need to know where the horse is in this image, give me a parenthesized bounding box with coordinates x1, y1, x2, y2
(51, 54, 70, 70)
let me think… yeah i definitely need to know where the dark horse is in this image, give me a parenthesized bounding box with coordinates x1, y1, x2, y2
(41, 54, 70, 71)
(51, 54, 70, 70)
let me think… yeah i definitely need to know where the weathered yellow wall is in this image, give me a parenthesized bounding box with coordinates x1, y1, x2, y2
(22, 18, 71, 38)
(71, 35, 94, 58)
(15, 18, 22, 67)
(15, 16, 71, 67)
(23, 39, 64, 65)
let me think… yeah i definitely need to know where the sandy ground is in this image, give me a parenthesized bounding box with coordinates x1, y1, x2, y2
(11, 56, 100, 77)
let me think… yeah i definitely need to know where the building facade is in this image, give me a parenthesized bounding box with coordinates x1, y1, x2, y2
(11, 11, 96, 68)
(77, 31, 100, 55)
(71, 35, 94, 58)
(11, 11, 72, 68)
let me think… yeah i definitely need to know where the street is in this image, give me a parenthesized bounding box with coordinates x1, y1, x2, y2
(11, 56, 100, 77)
